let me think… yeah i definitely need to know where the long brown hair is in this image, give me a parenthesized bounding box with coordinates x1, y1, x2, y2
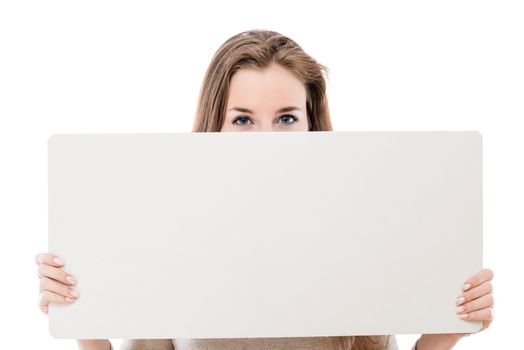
(192, 29, 332, 132)
(191, 29, 391, 350)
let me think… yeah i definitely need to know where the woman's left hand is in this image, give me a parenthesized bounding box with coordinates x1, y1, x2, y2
(455, 268, 495, 332)
(417, 268, 495, 349)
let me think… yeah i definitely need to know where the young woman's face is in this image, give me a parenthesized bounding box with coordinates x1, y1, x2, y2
(220, 63, 309, 132)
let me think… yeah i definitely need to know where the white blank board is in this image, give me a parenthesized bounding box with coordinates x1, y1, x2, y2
(48, 131, 483, 338)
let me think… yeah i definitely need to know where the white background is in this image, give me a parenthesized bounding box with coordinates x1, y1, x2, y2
(0, 0, 522, 349)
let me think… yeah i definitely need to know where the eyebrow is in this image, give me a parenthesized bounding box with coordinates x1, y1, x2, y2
(227, 106, 302, 114)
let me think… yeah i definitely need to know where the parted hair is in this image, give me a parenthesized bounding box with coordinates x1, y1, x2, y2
(192, 29, 332, 132)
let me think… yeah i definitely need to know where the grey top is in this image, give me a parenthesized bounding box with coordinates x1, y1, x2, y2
(119, 335, 418, 350)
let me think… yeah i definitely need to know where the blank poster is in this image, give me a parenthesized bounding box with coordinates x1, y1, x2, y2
(47, 131, 483, 339)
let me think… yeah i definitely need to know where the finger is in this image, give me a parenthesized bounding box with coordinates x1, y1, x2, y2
(39, 290, 77, 314)
(35, 252, 65, 267)
(480, 319, 493, 332)
(39, 277, 80, 299)
(38, 263, 77, 286)
(456, 293, 493, 314)
(457, 280, 492, 305)
(457, 307, 494, 321)
(462, 268, 494, 291)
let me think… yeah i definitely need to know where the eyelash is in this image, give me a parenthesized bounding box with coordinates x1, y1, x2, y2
(232, 114, 298, 126)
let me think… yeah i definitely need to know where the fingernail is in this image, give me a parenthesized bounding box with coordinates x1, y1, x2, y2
(66, 275, 76, 285)
(462, 283, 472, 291)
(65, 297, 76, 303)
(68, 288, 79, 298)
(456, 306, 465, 313)
(458, 313, 468, 319)
(53, 257, 64, 266)
(455, 296, 465, 305)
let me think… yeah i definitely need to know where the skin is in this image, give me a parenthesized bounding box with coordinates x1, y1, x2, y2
(36, 62, 494, 350)
(221, 62, 309, 132)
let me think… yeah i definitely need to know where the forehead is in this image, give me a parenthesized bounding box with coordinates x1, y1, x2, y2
(227, 63, 307, 110)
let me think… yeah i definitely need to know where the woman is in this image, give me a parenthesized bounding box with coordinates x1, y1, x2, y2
(36, 29, 495, 350)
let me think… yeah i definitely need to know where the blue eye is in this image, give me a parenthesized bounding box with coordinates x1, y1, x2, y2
(232, 114, 298, 126)
(278, 114, 298, 125)
(232, 116, 253, 126)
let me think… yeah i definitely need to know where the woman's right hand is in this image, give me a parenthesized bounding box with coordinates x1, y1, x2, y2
(35, 252, 79, 314)
(35, 254, 111, 349)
